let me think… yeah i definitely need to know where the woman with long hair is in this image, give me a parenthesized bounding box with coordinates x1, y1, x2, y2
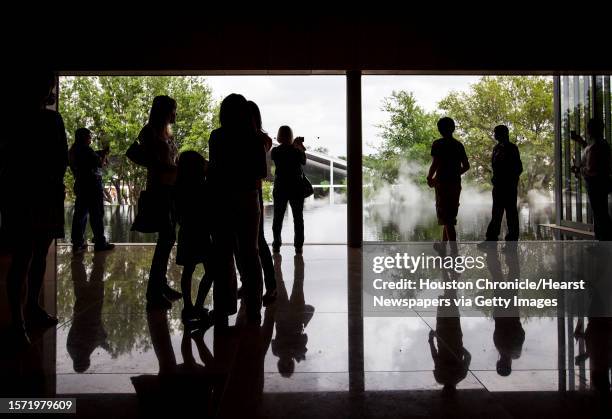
(207, 94, 267, 325)
(247, 100, 277, 305)
(138, 95, 182, 309)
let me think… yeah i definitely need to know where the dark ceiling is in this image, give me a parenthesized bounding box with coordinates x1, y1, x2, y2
(11, 16, 612, 74)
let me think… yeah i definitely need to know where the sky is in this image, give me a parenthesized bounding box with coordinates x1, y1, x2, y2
(205, 75, 480, 157)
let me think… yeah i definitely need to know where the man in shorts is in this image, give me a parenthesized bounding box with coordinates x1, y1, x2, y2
(427, 117, 470, 254)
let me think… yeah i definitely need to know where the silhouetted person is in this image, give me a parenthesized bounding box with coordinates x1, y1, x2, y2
(271, 253, 314, 377)
(571, 118, 612, 240)
(574, 265, 612, 398)
(137, 95, 182, 310)
(147, 309, 177, 375)
(67, 252, 109, 373)
(429, 268, 471, 393)
(235, 101, 279, 305)
(584, 318, 612, 405)
(175, 151, 213, 325)
(271, 126, 306, 254)
(69, 127, 115, 253)
(427, 117, 469, 254)
(248, 101, 277, 305)
(207, 94, 267, 326)
(486, 245, 525, 377)
(131, 309, 216, 417)
(0, 70, 67, 346)
(176, 330, 215, 415)
(583, 317, 612, 398)
(481, 125, 523, 244)
(221, 303, 276, 416)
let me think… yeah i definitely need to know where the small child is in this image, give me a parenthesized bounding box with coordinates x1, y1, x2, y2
(175, 151, 213, 325)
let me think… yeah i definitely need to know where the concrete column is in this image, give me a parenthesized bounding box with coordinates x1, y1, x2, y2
(346, 70, 364, 393)
(346, 70, 362, 248)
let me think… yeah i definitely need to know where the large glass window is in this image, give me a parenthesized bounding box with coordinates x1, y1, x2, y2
(556, 75, 612, 233)
(59, 75, 347, 245)
(362, 75, 555, 242)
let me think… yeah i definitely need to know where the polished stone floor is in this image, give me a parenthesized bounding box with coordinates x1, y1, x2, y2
(0, 244, 610, 418)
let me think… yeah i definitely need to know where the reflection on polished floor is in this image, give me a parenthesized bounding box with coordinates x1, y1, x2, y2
(1, 244, 611, 418)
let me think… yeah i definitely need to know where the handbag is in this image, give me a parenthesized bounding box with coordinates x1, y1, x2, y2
(126, 139, 149, 167)
(131, 190, 160, 233)
(302, 174, 314, 198)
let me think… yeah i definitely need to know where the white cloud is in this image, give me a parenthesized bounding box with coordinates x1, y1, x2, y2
(362, 76, 479, 154)
(205, 75, 479, 157)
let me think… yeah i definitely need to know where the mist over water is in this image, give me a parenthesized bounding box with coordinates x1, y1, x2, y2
(364, 161, 554, 242)
(61, 161, 554, 244)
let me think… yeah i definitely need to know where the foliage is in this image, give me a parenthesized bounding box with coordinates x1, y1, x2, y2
(438, 76, 554, 196)
(60, 76, 218, 204)
(369, 77, 554, 198)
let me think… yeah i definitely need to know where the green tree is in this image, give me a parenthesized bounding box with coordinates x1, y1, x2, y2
(261, 180, 273, 203)
(56, 246, 204, 359)
(60, 76, 218, 204)
(438, 76, 554, 196)
(369, 77, 554, 199)
(368, 91, 439, 183)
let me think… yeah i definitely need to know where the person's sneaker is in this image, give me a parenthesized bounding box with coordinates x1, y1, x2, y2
(262, 289, 277, 307)
(198, 310, 214, 331)
(195, 306, 210, 319)
(181, 307, 202, 328)
(162, 284, 182, 301)
(182, 307, 196, 322)
(72, 243, 87, 254)
(25, 306, 58, 330)
(94, 242, 115, 252)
